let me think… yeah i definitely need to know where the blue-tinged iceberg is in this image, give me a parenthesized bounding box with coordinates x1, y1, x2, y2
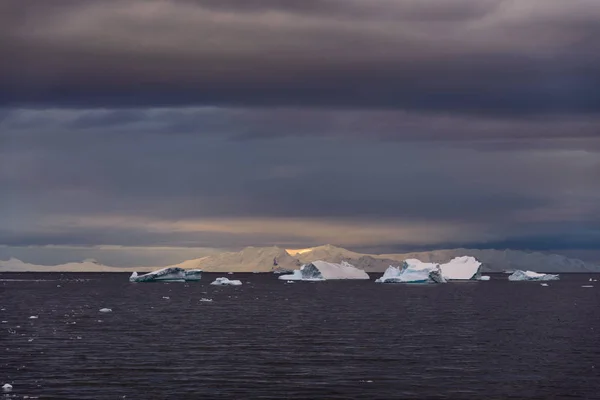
(508, 270, 560, 281)
(375, 259, 446, 284)
(439, 256, 482, 281)
(129, 267, 202, 282)
(278, 260, 369, 281)
(184, 269, 203, 281)
(210, 277, 242, 286)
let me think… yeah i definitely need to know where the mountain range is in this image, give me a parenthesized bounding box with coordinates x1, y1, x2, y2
(1, 245, 598, 273)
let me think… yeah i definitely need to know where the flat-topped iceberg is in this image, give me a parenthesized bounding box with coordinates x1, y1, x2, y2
(129, 267, 202, 282)
(375, 259, 446, 284)
(440, 256, 482, 280)
(278, 260, 369, 281)
(508, 270, 560, 281)
(210, 277, 242, 286)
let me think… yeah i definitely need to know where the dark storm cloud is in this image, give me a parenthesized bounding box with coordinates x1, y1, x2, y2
(2, 0, 600, 114)
(2, 107, 599, 249)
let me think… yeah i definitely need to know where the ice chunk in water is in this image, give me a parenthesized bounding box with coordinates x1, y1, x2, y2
(508, 270, 559, 281)
(210, 277, 242, 286)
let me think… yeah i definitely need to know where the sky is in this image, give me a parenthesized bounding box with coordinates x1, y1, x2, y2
(1, 0, 600, 266)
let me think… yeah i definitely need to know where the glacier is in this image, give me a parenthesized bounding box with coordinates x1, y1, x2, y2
(278, 260, 369, 281)
(508, 270, 560, 281)
(375, 259, 446, 284)
(210, 277, 242, 286)
(439, 256, 482, 280)
(129, 267, 202, 282)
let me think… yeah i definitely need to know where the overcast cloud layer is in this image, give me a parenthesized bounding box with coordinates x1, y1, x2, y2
(1, 1, 599, 265)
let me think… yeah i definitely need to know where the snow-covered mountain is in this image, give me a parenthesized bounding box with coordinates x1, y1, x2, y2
(0, 258, 150, 272)
(1, 245, 598, 272)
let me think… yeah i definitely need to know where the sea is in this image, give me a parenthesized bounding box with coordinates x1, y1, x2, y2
(1, 272, 599, 399)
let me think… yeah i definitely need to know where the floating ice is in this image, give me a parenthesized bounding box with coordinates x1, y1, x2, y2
(540, 283, 549, 287)
(99, 308, 112, 313)
(29, 316, 38, 319)
(279, 260, 369, 281)
(582, 285, 594, 288)
(375, 259, 446, 284)
(129, 267, 186, 283)
(2, 383, 12, 392)
(162, 296, 170, 300)
(439, 256, 482, 280)
(199, 298, 213, 302)
(184, 269, 202, 281)
(286, 280, 295, 284)
(211, 277, 242, 286)
(508, 270, 560, 281)
(478, 275, 491, 281)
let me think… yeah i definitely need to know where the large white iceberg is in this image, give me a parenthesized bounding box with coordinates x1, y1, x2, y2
(508, 270, 560, 281)
(439, 256, 482, 280)
(129, 267, 202, 282)
(375, 259, 446, 284)
(278, 260, 369, 281)
(210, 277, 242, 286)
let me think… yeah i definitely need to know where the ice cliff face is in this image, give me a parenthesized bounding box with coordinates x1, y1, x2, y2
(278, 260, 369, 281)
(375, 259, 446, 284)
(439, 256, 482, 280)
(184, 269, 202, 281)
(508, 270, 560, 281)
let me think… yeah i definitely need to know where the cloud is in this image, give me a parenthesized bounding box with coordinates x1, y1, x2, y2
(2, 0, 600, 114)
(1, 106, 599, 254)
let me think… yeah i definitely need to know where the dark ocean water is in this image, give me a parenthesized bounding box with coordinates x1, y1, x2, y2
(1, 272, 600, 399)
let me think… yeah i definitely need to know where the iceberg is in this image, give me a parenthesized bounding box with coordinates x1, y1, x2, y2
(439, 256, 482, 280)
(210, 277, 242, 286)
(278, 260, 369, 281)
(375, 259, 446, 284)
(129, 267, 202, 282)
(508, 270, 560, 281)
(184, 269, 202, 281)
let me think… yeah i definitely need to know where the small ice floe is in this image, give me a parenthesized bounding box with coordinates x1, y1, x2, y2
(1, 321, 7, 324)
(162, 296, 170, 300)
(57, 284, 61, 288)
(286, 280, 295, 284)
(582, 285, 594, 288)
(210, 277, 242, 286)
(199, 298, 213, 302)
(2, 383, 12, 392)
(28, 338, 34, 342)
(99, 308, 112, 313)
(478, 275, 491, 281)
(540, 283, 549, 287)
(227, 272, 234, 275)
(29, 316, 38, 319)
